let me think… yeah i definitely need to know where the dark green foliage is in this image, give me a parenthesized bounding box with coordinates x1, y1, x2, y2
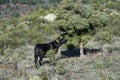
(74, 3, 93, 18)
(56, 0, 110, 47)
(0, 48, 5, 55)
(89, 11, 109, 27)
(81, 35, 92, 44)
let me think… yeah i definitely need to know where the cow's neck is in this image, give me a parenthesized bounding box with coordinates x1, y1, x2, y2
(50, 41, 61, 49)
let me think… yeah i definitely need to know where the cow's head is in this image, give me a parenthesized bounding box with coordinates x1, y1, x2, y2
(56, 36, 67, 44)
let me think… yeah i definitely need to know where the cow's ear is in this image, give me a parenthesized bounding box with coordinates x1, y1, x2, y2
(56, 39, 59, 43)
(58, 36, 63, 40)
(59, 36, 63, 39)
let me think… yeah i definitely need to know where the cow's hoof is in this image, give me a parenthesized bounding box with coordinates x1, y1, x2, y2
(39, 63, 43, 66)
(35, 64, 39, 69)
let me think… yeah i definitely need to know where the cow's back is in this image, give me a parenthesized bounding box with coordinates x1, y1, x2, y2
(35, 43, 50, 52)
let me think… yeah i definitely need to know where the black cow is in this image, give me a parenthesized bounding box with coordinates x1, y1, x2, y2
(34, 36, 67, 67)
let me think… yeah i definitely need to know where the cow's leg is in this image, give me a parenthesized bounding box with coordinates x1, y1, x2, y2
(39, 57, 43, 66)
(34, 54, 38, 68)
(39, 49, 44, 66)
(34, 46, 39, 68)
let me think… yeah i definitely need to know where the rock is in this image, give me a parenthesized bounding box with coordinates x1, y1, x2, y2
(44, 14, 57, 22)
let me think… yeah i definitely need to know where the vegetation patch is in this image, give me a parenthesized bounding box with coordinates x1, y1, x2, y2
(56, 65, 66, 75)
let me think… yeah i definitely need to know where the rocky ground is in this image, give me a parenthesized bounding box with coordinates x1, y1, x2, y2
(0, 43, 120, 80)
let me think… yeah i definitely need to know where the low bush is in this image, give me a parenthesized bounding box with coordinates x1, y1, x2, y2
(94, 31, 113, 44)
(47, 50, 56, 65)
(56, 65, 66, 75)
(0, 48, 5, 55)
(105, 1, 120, 11)
(107, 46, 120, 53)
(40, 72, 49, 80)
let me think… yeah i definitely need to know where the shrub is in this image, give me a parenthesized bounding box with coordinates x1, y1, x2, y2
(81, 35, 92, 44)
(94, 31, 113, 44)
(40, 72, 49, 80)
(69, 15, 89, 30)
(112, 27, 120, 36)
(0, 48, 5, 55)
(74, 3, 93, 18)
(107, 46, 120, 53)
(108, 15, 120, 36)
(47, 49, 56, 65)
(11, 12, 20, 18)
(105, 1, 120, 11)
(56, 65, 66, 75)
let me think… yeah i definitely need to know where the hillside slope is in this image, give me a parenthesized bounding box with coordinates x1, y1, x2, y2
(0, 0, 62, 18)
(0, 0, 120, 80)
(0, 45, 120, 80)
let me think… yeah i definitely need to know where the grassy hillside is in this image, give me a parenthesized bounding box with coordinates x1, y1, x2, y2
(0, 8, 59, 49)
(0, 0, 120, 80)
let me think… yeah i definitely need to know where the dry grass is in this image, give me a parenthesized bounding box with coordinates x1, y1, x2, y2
(0, 45, 120, 80)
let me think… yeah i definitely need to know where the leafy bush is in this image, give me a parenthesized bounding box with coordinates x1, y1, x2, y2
(94, 31, 113, 44)
(74, 3, 93, 18)
(107, 46, 120, 53)
(89, 11, 109, 28)
(0, 48, 5, 55)
(66, 35, 80, 50)
(40, 72, 49, 80)
(81, 35, 92, 44)
(107, 15, 120, 36)
(56, 65, 66, 75)
(11, 12, 20, 18)
(47, 50, 56, 65)
(105, 1, 120, 11)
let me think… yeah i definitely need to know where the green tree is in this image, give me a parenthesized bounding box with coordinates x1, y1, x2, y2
(55, 0, 110, 47)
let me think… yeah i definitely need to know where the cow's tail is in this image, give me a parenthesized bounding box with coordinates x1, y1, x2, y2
(34, 45, 39, 56)
(34, 45, 39, 68)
